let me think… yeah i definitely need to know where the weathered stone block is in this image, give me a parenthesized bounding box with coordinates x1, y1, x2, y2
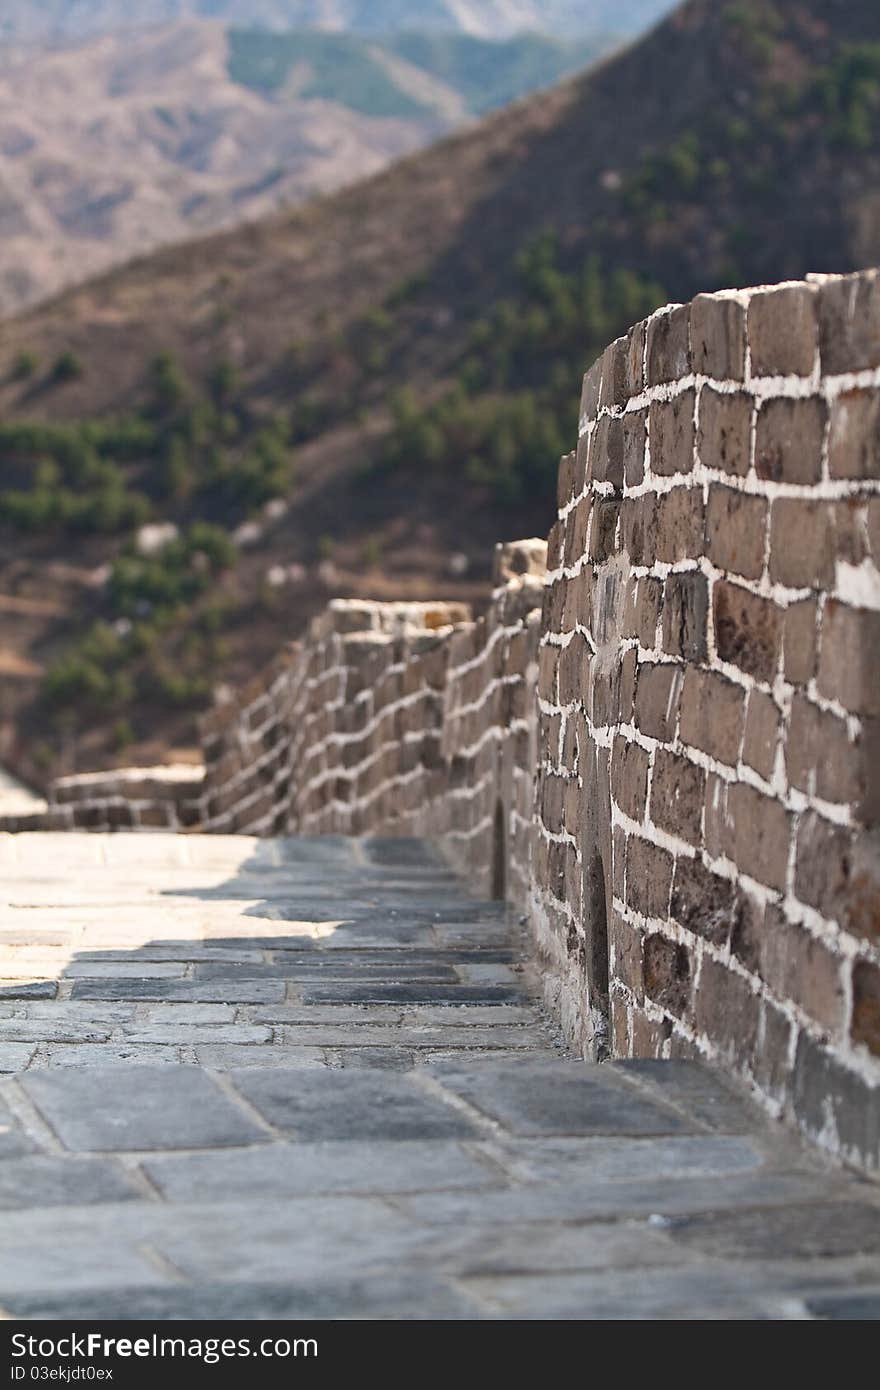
(782, 597, 818, 685)
(691, 294, 746, 380)
(761, 907, 845, 1036)
(647, 304, 691, 385)
(621, 494, 657, 565)
(634, 661, 682, 741)
(625, 835, 674, 920)
(852, 960, 880, 1057)
(650, 749, 705, 846)
(557, 450, 577, 509)
(671, 856, 738, 947)
(580, 357, 603, 424)
(693, 956, 760, 1066)
(727, 782, 792, 892)
(817, 601, 880, 717)
(649, 391, 696, 476)
(622, 410, 647, 486)
(828, 388, 880, 480)
(748, 284, 818, 377)
(643, 934, 691, 1018)
(706, 486, 767, 581)
(610, 736, 649, 823)
(793, 1031, 879, 1169)
(656, 486, 705, 563)
(795, 814, 880, 943)
(755, 397, 826, 485)
(713, 580, 781, 682)
(662, 573, 708, 662)
(741, 688, 779, 782)
(786, 693, 861, 806)
(679, 667, 745, 766)
(769, 499, 835, 589)
(817, 269, 880, 374)
(698, 388, 751, 476)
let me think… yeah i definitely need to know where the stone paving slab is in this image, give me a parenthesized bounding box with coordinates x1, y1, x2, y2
(21, 1065, 269, 1151)
(0, 831, 878, 1321)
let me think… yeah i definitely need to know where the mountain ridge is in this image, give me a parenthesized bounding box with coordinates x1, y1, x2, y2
(0, 2, 676, 46)
(0, 20, 610, 315)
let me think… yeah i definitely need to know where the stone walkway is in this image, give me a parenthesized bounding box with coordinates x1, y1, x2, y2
(1, 831, 879, 1320)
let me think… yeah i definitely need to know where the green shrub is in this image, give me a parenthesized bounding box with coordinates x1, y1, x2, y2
(10, 350, 38, 381)
(50, 351, 83, 384)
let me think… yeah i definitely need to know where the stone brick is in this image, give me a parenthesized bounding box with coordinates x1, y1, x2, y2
(622, 410, 647, 487)
(755, 397, 826, 485)
(794, 813, 880, 944)
(647, 304, 691, 385)
(867, 497, 878, 567)
(538, 644, 559, 702)
(624, 319, 646, 398)
(580, 357, 603, 424)
(650, 749, 705, 846)
(727, 782, 792, 892)
(852, 960, 880, 1057)
(694, 955, 760, 1067)
(558, 631, 591, 705)
(612, 912, 645, 999)
(706, 486, 767, 581)
(793, 1031, 880, 1170)
(782, 597, 818, 685)
(635, 577, 663, 650)
(588, 499, 621, 562)
(828, 388, 880, 481)
(557, 450, 577, 509)
(753, 999, 794, 1103)
(833, 498, 868, 568)
(748, 285, 818, 378)
(691, 294, 746, 380)
(661, 573, 708, 662)
(741, 688, 779, 782)
(563, 498, 591, 567)
(599, 336, 629, 411)
(625, 836, 674, 920)
(761, 907, 845, 1035)
(817, 269, 880, 374)
(698, 388, 751, 476)
(728, 889, 764, 975)
(656, 486, 705, 563)
(634, 661, 682, 741)
(671, 856, 738, 947)
(591, 416, 624, 487)
(610, 736, 649, 823)
(786, 694, 861, 806)
(649, 391, 695, 477)
(621, 494, 657, 566)
(713, 580, 781, 682)
(817, 602, 880, 717)
(643, 934, 692, 1018)
(679, 667, 745, 766)
(769, 499, 835, 590)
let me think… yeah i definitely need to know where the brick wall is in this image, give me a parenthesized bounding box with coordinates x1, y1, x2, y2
(532, 270, 880, 1170)
(4, 269, 877, 1171)
(198, 541, 546, 905)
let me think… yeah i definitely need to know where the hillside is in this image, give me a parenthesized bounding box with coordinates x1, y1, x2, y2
(0, 22, 609, 315)
(0, 0, 878, 787)
(0, 2, 675, 45)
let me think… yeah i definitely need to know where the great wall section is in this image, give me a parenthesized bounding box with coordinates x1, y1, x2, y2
(3, 268, 879, 1179)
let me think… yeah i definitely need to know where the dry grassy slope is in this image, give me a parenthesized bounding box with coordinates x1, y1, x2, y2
(0, 0, 878, 783)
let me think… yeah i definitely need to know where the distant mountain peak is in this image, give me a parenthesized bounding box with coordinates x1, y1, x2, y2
(0, 2, 677, 46)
